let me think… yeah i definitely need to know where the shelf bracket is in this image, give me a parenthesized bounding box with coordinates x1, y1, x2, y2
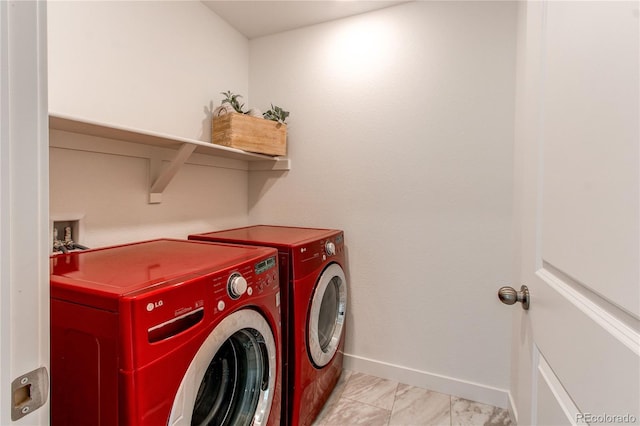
(149, 143, 196, 203)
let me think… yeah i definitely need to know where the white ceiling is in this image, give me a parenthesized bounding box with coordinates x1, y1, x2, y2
(202, 1, 412, 39)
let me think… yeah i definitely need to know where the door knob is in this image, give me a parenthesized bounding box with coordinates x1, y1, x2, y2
(498, 285, 530, 310)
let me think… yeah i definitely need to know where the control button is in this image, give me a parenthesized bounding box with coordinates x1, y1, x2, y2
(228, 273, 248, 299)
(217, 300, 225, 311)
(247, 286, 253, 296)
(325, 241, 336, 256)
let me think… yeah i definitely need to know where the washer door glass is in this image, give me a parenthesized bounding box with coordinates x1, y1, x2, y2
(191, 329, 265, 425)
(308, 263, 347, 368)
(169, 309, 276, 426)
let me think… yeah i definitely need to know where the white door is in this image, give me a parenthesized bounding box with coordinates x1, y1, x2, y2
(510, 1, 639, 424)
(0, 1, 50, 424)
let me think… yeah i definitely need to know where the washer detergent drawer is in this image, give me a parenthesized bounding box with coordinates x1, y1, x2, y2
(122, 273, 213, 370)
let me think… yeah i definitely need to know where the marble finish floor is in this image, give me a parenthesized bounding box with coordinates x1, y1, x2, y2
(313, 371, 513, 426)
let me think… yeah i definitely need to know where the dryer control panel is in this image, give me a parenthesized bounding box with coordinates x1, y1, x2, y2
(293, 232, 345, 278)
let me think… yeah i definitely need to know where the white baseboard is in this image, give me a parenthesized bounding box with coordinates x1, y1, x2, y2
(343, 353, 510, 409)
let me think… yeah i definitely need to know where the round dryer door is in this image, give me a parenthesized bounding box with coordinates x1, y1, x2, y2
(308, 263, 347, 368)
(168, 309, 276, 426)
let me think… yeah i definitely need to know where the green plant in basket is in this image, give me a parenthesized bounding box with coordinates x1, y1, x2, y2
(263, 104, 290, 124)
(220, 91, 246, 114)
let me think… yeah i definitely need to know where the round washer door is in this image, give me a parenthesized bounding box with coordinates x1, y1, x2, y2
(307, 262, 347, 368)
(168, 309, 276, 426)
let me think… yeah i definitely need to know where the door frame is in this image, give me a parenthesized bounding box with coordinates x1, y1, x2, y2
(0, 1, 50, 424)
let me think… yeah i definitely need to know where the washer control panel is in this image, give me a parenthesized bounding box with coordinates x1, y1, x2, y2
(227, 272, 248, 299)
(253, 256, 278, 294)
(222, 255, 278, 301)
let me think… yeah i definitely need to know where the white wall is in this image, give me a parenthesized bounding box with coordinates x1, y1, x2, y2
(248, 1, 516, 404)
(47, 1, 252, 247)
(48, 0, 249, 142)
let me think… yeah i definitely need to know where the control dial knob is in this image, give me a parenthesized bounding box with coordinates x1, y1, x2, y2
(228, 273, 248, 299)
(325, 241, 336, 256)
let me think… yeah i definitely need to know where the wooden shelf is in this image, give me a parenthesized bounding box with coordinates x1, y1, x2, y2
(49, 113, 290, 203)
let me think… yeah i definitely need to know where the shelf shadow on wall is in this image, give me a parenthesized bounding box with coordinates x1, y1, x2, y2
(248, 170, 289, 212)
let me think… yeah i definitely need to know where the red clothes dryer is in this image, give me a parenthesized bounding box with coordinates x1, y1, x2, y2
(50, 239, 282, 426)
(189, 226, 348, 426)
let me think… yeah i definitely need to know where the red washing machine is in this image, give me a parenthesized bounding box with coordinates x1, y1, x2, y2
(189, 226, 348, 426)
(50, 239, 282, 426)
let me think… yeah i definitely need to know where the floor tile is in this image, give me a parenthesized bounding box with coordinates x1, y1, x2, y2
(389, 384, 451, 426)
(311, 370, 513, 426)
(451, 396, 513, 426)
(315, 397, 391, 426)
(313, 370, 353, 425)
(341, 372, 398, 410)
